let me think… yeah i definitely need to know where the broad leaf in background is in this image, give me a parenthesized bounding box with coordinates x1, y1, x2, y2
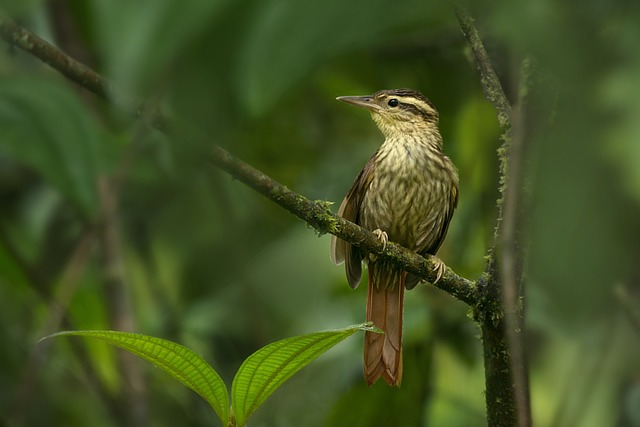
(236, 0, 450, 115)
(0, 78, 106, 218)
(88, 0, 230, 96)
(43, 331, 231, 425)
(231, 322, 381, 427)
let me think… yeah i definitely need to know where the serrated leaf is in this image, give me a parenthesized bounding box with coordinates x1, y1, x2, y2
(231, 322, 380, 426)
(0, 78, 106, 217)
(43, 330, 230, 425)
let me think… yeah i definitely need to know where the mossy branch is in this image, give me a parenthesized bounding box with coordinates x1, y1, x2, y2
(1, 7, 531, 425)
(454, 5, 511, 129)
(0, 8, 476, 306)
(209, 146, 476, 305)
(456, 5, 531, 427)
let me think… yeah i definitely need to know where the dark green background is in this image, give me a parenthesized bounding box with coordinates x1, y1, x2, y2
(1, 0, 639, 426)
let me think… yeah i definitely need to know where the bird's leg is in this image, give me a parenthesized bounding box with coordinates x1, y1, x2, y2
(369, 229, 388, 262)
(431, 256, 446, 283)
(373, 229, 389, 249)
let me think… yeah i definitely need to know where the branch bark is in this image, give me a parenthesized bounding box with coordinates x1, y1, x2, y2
(1, 7, 531, 425)
(0, 9, 116, 101)
(0, 9, 476, 306)
(456, 5, 530, 427)
(454, 5, 511, 128)
(208, 145, 477, 304)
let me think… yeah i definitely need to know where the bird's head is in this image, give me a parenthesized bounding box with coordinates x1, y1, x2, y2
(337, 89, 439, 138)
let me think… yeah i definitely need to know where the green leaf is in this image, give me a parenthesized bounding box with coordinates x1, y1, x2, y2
(231, 322, 380, 426)
(90, 0, 230, 94)
(0, 78, 106, 218)
(43, 330, 230, 425)
(236, 0, 449, 115)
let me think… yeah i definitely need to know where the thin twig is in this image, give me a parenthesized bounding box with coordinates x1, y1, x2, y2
(0, 8, 477, 307)
(0, 9, 115, 101)
(454, 5, 511, 128)
(0, 9, 167, 127)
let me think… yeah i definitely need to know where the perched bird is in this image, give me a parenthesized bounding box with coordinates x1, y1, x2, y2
(330, 89, 459, 386)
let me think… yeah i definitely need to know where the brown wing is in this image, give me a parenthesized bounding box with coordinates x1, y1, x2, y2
(426, 183, 459, 255)
(405, 183, 459, 289)
(330, 155, 377, 289)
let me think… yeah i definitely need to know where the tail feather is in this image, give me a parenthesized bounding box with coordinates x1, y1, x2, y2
(364, 263, 405, 386)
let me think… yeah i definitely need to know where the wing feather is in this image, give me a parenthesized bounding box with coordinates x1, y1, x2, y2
(406, 182, 459, 289)
(330, 154, 377, 289)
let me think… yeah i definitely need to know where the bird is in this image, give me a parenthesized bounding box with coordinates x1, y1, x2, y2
(330, 89, 459, 386)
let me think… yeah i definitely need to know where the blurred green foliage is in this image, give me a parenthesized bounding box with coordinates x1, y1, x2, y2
(1, 0, 639, 426)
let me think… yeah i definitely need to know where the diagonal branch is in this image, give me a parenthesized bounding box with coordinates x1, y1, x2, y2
(0, 9, 476, 306)
(0, 9, 116, 102)
(208, 145, 477, 304)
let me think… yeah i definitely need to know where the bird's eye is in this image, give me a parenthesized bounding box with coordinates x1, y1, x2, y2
(388, 98, 399, 107)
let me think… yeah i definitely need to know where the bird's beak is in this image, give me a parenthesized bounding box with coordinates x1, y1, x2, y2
(336, 95, 381, 111)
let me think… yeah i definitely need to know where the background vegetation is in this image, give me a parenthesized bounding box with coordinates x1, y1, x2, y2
(1, 0, 639, 426)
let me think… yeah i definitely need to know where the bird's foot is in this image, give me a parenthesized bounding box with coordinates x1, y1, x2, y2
(369, 229, 388, 262)
(432, 257, 446, 284)
(373, 229, 388, 249)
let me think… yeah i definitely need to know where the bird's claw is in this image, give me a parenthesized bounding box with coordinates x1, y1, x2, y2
(372, 229, 388, 250)
(432, 257, 446, 284)
(369, 229, 389, 262)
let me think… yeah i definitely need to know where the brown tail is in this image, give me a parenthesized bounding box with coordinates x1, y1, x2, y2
(364, 262, 405, 386)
